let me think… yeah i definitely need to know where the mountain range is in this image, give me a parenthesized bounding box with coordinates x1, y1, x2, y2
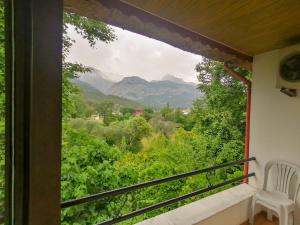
(73, 79, 143, 108)
(108, 76, 200, 108)
(76, 68, 201, 108)
(78, 68, 122, 94)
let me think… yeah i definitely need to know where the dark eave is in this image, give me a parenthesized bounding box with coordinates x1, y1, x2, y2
(64, 0, 253, 69)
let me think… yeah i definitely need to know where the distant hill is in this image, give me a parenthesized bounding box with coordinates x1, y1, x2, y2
(162, 74, 197, 86)
(161, 74, 186, 84)
(78, 68, 123, 94)
(107, 76, 202, 108)
(73, 79, 143, 108)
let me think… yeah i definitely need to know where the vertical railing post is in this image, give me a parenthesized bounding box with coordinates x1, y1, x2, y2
(223, 63, 252, 183)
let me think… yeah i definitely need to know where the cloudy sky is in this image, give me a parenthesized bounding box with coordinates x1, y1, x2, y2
(67, 25, 202, 83)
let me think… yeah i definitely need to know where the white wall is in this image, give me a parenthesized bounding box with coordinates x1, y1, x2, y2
(249, 44, 300, 223)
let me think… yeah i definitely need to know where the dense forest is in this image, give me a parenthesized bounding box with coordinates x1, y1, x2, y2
(0, 5, 251, 225)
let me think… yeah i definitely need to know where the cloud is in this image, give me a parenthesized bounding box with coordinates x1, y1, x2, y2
(67, 25, 202, 83)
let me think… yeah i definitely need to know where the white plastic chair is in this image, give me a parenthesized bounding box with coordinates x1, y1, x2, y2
(250, 160, 300, 225)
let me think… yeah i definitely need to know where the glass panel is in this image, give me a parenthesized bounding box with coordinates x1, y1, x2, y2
(61, 10, 249, 225)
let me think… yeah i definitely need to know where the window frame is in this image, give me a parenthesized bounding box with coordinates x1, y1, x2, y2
(5, 0, 63, 224)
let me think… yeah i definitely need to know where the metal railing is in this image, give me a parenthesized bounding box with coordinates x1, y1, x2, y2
(61, 157, 256, 225)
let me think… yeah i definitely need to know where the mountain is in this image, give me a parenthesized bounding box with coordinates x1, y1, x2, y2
(73, 79, 143, 108)
(107, 76, 201, 108)
(78, 68, 123, 94)
(73, 79, 106, 100)
(161, 74, 186, 84)
(162, 74, 197, 86)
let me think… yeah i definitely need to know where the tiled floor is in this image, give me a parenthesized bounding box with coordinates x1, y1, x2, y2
(241, 212, 278, 225)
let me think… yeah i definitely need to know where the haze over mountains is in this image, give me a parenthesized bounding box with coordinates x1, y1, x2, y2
(77, 68, 201, 108)
(78, 68, 122, 94)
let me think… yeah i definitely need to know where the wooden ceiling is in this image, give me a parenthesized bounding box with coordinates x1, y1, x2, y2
(123, 0, 300, 56)
(64, 0, 300, 69)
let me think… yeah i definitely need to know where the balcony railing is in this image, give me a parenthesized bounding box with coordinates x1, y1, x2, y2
(61, 157, 256, 225)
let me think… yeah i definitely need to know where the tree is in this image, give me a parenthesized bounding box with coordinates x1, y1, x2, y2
(61, 126, 122, 225)
(120, 107, 135, 120)
(160, 104, 173, 121)
(120, 107, 134, 116)
(143, 108, 154, 121)
(124, 117, 152, 151)
(149, 115, 178, 137)
(96, 100, 115, 126)
(192, 58, 251, 177)
(62, 12, 116, 119)
(195, 58, 250, 134)
(61, 12, 117, 224)
(113, 128, 209, 224)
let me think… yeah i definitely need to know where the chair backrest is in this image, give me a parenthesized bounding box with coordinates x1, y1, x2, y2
(263, 160, 300, 202)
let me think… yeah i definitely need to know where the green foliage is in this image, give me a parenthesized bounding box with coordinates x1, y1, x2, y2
(0, 0, 5, 215)
(115, 131, 207, 217)
(62, 12, 116, 120)
(60, 58, 249, 224)
(64, 13, 116, 48)
(160, 107, 191, 130)
(120, 107, 134, 116)
(95, 101, 115, 126)
(69, 116, 152, 152)
(0, 121, 4, 216)
(61, 126, 122, 224)
(149, 115, 178, 137)
(63, 63, 91, 119)
(142, 108, 154, 121)
(195, 58, 250, 136)
(61, 11, 120, 224)
(0, 1, 4, 118)
(121, 117, 153, 151)
(192, 59, 250, 163)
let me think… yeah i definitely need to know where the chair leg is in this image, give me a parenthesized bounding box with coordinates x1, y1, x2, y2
(284, 212, 289, 225)
(279, 206, 290, 225)
(279, 214, 285, 225)
(267, 209, 273, 221)
(288, 211, 293, 225)
(249, 199, 256, 225)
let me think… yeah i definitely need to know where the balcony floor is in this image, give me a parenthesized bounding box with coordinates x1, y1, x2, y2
(241, 212, 278, 225)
